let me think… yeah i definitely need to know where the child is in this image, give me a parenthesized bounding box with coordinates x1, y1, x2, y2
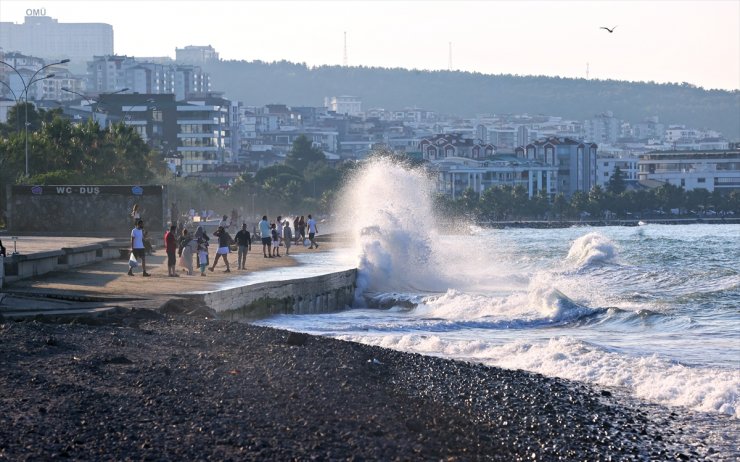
(271, 223, 280, 257)
(198, 239, 209, 276)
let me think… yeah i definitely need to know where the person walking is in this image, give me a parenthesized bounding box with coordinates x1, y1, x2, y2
(307, 214, 319, 249)
(164, 225, 178, 277)
(283, 220, 293, 256)
(210, 226, 232, 272)
(178, 229, 196, 275)
(298, 216, 307, 245)
(259, 215, 272, 258)
(128, 219, 150, 277)
(234, 223, 252, 270)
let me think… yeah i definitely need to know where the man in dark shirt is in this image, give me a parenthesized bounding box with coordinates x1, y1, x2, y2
(234, 223, 252, 270)
(209, 226, 232, 273)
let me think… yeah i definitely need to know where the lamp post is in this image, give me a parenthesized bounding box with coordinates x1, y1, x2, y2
(61, 87, 129, 125)
(1, 58, 70, 177)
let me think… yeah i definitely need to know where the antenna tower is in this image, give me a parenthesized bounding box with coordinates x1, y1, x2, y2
(343, 32, 348, 67)
(448, 42, 452, 71)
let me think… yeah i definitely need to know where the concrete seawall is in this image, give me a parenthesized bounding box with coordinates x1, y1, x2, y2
(190, 269, 357, 320)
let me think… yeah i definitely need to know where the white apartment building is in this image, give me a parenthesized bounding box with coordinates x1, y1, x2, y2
(177, 97, 231, 175)
(596, 154, 639, 188)
(324, 95, 362, 116)
(87, 56, 210, 99)
(0, 13, 113, 71)
(176, 45, 220, 65)
(431, 156, 558, 199)
(638, 149, 740, 192)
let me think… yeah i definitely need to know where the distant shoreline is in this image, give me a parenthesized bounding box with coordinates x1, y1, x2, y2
(480, 217, 740, 229)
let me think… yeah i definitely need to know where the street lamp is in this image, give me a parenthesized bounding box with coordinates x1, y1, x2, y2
(61, 87, 129, 125)
(1, 58, 70, 177)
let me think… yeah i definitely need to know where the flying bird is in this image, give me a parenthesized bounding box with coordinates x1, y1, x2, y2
(600, 26, 617, 33)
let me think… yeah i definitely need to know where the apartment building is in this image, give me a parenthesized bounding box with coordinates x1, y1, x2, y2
(419, 133, 495, 161)
(516, 137, 598, 196)
(0, 13, 112, 71)
(638, 149, 740, 192)
(431, 155, 558, 199)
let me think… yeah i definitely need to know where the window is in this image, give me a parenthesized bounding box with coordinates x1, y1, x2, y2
(698, 178, 706, 183)
(681, 179, 685, 187)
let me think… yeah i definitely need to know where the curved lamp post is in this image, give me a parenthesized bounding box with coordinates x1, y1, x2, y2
(1, 58, 70, 177)
(61, 87, 129, 125)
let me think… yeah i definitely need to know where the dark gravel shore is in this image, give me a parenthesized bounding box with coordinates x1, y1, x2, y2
(0, 310, 734, 461)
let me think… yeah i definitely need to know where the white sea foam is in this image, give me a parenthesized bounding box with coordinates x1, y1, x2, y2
(565, 232, 618, 268)
(338, 333, 739, 418)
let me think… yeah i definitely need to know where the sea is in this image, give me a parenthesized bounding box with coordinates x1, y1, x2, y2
(255, 159, 740, 421)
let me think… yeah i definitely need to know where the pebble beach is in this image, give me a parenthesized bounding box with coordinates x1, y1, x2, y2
(1, 308, 732, 461)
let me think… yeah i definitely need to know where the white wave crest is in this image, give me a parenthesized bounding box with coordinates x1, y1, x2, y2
(339, 333, 739, 418)
(566, 232, 618, 268)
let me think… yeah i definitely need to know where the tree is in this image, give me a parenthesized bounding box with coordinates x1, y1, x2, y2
(607, 166, 626, 195)
(284, 135, 325, 172)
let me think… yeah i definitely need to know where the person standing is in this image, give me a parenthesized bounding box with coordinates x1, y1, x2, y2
(128, 219, 150, 277)
(164, 225, 178, 277)
(235, 223, 252, 270)
(178, 229, 196, 275)
(276, 216, 284, 253)
(210, 226, 232, 272)
(197, 238, 209, 276)
(259, 215, 272, 258)
(307, 214, 319, 249)
(131, 204, 141, 226)
(270, 223, 281, 257)
(283, 220, 293, 256)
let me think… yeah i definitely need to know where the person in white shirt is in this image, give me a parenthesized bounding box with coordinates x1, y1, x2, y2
(128, 219, 150, 277)
(307, 214, 319, 249)
(259, 216, 272, 258)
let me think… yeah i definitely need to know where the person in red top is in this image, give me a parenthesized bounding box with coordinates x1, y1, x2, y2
(165, 224, 178, 277)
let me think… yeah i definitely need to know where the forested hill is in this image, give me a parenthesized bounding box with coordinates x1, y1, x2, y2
(203, 60, 740, 139)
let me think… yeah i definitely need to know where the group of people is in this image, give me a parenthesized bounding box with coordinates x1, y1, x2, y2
(127, 208, 320, 278)
(257, 214, 319, 259)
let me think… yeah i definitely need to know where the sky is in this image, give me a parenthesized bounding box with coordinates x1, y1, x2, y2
(1, 0, 739, 91)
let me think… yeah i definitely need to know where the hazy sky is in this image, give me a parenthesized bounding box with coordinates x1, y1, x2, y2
(1, 0, 739, 90)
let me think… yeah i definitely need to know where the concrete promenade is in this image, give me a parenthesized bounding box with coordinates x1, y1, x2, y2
(0, 235, 354, 320)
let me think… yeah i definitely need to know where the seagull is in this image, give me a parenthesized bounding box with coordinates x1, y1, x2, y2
(600, 26, 617, 33)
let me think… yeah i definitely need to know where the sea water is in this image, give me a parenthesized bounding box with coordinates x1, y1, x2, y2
(257, 159, 740, 419)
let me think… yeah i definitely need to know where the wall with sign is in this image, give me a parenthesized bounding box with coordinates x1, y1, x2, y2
(7, 185, 167, 236)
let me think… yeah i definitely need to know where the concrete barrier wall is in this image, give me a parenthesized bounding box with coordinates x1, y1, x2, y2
(2, 240, 124, 284)
(199, 269, 357, 320)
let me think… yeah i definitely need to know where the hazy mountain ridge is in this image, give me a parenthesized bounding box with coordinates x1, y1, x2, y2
(204, 60, 740, 139)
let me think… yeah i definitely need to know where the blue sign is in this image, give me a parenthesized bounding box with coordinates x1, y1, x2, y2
(31, 186, 43, 195)
(131, 186, 144, 196)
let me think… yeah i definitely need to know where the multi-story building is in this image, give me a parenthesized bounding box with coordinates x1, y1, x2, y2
(596, 153, 639, 188)
(175, 45, 220, 65)
(0, 13, 112, 72)
(418, 133, 495, 161)
(638, 149, 740, 192)
(87, 56, 210, 99)
(516, 137, 598, 196)
(176, 95, 232, 176)
(430, 155, 558, 200)
(324, 95, 362, 116)
(584, 111, 621, 145)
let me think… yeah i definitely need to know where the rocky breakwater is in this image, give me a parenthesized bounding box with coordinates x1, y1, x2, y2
(0, 311, 732, 461)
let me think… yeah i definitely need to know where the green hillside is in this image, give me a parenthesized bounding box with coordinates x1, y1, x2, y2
(203, 60, 740, 139)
